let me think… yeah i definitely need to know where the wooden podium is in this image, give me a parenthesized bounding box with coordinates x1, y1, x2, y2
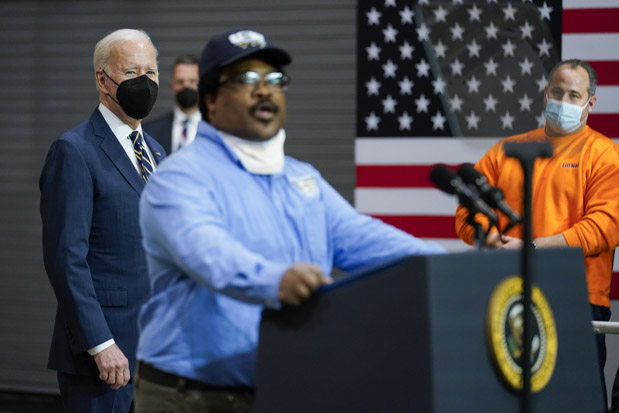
(254, 249, 605, 412)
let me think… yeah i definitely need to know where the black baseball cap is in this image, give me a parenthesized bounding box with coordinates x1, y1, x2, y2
(199, 29, 292, 78)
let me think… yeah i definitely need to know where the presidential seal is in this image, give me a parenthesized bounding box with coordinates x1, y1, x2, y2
(486, 276, 557, 392)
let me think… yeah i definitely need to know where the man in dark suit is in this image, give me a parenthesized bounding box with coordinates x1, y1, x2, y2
(39, 28, 166, 413)
(143, 54, 201, 154)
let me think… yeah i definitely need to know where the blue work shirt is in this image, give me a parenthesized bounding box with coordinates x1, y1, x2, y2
(136, 122, 445, 386)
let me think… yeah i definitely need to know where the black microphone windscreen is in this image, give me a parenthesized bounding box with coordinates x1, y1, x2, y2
(457, 163, 482, 185)
(429, 165, 456, 194)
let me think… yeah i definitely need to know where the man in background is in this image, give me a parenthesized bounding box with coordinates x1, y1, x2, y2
(143, 54, 201, 153)
(455, 58, 619, 407)
(133, 28, 444, 413)
(39, 28, 166, 412)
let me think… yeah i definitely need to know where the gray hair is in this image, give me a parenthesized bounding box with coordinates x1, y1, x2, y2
(93, 29, 158, 87)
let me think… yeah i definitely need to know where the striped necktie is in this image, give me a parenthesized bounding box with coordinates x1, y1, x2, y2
(130, 131, 153, 182)
(179, 118, 189, 149)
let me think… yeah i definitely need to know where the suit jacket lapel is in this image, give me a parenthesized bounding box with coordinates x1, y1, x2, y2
(91, 109, 145, 194)
(143, 132, 166, 166)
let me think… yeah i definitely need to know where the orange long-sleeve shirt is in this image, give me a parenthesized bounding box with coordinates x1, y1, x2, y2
(455, 126, 619, 307)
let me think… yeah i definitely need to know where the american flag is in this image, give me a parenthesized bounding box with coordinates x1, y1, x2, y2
(354, 0, 619, 291)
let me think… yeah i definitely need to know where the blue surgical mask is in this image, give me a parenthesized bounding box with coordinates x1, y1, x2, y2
(544, 97, 589, 134)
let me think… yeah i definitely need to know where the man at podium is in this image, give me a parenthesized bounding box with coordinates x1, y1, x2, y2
(455, 59, 619, 406)
(132, 29, 445, 413)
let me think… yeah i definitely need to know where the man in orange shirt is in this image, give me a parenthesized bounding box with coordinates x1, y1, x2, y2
(455, 59, 619, 404)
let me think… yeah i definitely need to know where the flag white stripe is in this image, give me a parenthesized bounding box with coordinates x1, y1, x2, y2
(355, 138, 500, 165)
(563, 34, 619, 60)
(355, 188, 458, 215)
(563, 0, 619, 10)
(356, 138, 619, 165)
(592, 86, 619, 114)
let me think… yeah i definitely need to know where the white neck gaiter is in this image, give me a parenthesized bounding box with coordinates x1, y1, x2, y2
(220, 129, 286, 175)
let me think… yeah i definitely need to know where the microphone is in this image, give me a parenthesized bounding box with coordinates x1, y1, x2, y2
(457, 163, 522, 226)
(429, 164, 498, 223)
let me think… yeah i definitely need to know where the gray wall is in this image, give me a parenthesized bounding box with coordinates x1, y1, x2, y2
(0, 0, 356, 394)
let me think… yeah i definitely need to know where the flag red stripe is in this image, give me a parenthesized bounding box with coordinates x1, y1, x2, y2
(374, 216, 619, 300)
(588, 61, 619, 86)
(587, 114, 619, 138)
(563, 8, 619, 34)
(372, 215, 457, 238)
(356, 164, 459, 188)
(611, 272, 619, 300)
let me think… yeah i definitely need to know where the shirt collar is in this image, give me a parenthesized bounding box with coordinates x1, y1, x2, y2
(98, 103, 143, 139)
(174, 106, 202, 124)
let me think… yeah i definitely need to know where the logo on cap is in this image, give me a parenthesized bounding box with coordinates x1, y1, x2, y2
(228, 30, 266, 50)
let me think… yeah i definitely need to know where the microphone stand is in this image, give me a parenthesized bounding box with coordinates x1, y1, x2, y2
(466, 211, 485, 250)
(503, 141, 553, 413)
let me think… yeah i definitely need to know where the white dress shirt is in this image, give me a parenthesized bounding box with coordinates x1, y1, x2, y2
(171, 107, 201, 153)
(98, 103, 157, 174)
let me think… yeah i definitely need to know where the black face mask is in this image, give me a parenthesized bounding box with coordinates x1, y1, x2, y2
(103, 70, 158, 119)
(175, 88, 199, 110)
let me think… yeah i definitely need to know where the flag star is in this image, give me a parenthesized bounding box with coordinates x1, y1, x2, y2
(434, 5, 448, 23)
(467, 75, 481, 94)
(502, 39, 516, 57)
(383, 24, 398, 43)
(382, 94, 398, 113)
(450, 58, 464, 76)
(435, 40, 447, 58)
(452, 0, 464, 4)
(518, 93, 533, 111)
(466, 111, 480, 130)
(419, 0, 429, 4)
(449, 94, 463, 112)
(432, 77, 447, 95)
(365, 112, 380, 131)
(467, 40, 481, 58)
(539, 2, 553, 20)
(503, 3, 517, 21)
(520, 20, 534, 39)
(384, 0, 396, 7)
(366, 7, 382, 26)
(400, 5, 414, 24)
(484, 93, 498, 112)
(399, 41, 415, 59)
(537, 38, 552, 57)
(536, 75, 547, 92)
(365, 77, 381, 96)
(536, 112, 546, 127)
(519, 57, 533, 75)
(502, 74, 516, 93)
(431, 111, 447, 130)
(415, 94, 431, 113)
(484, 58, 499, 76)
(451, 23, 465, 41)
(382, 59, 398, 78)
(468, 4, 482, 22)
(366, 42, 381, 61)
(398, 111, 414, 130)
(417, 24, 431, 42)
(399, 76, 414, 95)
(500, 111, 515, 129)
(415, 59, 431, 77)
(485, 22, 499, 40)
